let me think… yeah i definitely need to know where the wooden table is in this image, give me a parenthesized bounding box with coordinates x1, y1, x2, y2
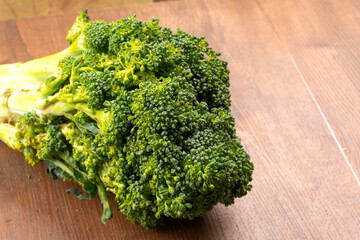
(1, 0, 360, 239)
(0, 0, 153, 20)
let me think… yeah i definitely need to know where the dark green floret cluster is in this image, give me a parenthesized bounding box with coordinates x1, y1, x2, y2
(0, 10, 253, 229)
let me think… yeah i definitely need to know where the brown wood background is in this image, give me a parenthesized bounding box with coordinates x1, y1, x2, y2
(1, 0, 360, 239)
(0, 0, 153, 20)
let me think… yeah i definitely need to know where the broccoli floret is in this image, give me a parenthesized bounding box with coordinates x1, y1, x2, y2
(66, 9, 90, 44)
(0, 11, 253, 229)
(84, 20, 111, 52)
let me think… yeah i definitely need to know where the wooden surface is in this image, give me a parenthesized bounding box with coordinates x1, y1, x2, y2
(0, 0, 153, 20)
(1, 0, 360, 239)
(257, 0, 360, 179)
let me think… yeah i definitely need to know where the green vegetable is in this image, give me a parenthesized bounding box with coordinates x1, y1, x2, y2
(0, 10, 253, 229)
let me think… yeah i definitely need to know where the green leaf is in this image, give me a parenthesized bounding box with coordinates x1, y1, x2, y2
(45, 161, 69, 180)
(66, 188, 92, 200)
(64, 112, 100, 135)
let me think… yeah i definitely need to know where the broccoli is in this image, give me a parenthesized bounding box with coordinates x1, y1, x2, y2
(0, 10, 253, 229)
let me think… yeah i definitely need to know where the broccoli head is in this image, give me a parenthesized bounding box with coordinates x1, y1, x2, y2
(0, 10, 253, 229)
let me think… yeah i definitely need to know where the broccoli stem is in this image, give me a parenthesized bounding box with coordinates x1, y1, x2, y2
(57, 150, 113, 223)
(0, 124, 18, 149)
(0, 34, 85, 121)
(74, 103, 110, 130)
(96, 176, 113, 223)
(47, 158, 77, 179)
(0, 35, 84, 87)
(57, 147, 113, 222)
(57, 150, 89, 181)
(47, 157, 91, 190)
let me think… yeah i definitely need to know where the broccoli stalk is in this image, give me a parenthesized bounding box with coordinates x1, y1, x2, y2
(0, 10, 253, 229)
(0, 124, 18, 149)
(0, 34, 85, 119)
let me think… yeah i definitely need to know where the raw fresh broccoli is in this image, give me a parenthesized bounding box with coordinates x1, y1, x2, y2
(0, 10, 253, 229)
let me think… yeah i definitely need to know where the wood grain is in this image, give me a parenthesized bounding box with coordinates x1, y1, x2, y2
(0, 0, 360, 239)
(0, 0, 153, 20)
(257, 0, 360, 183)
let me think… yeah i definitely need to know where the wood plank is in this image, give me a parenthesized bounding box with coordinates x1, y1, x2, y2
(0, 0, 153, 20)
(0, 0, 359, 239)
(257, 0, 360, 184)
